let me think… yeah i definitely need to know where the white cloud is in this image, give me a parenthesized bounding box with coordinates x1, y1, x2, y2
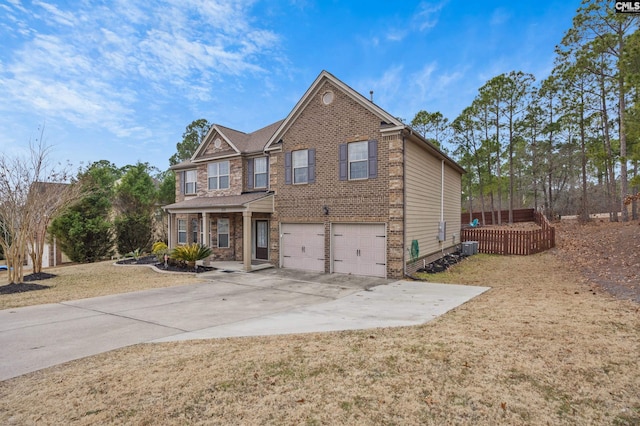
(386, 29, 407, 42)
(361, 65, 404, 108)
(490, 8, 511, 26)
(360, 62, 467, 124)
(412, 1, 447, 32)
(0, 0, 281, 141)
(33, 1, 77, 27)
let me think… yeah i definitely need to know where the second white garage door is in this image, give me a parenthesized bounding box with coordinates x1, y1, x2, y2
(332, 223, 387, 278)
(281, 223, 325, 272)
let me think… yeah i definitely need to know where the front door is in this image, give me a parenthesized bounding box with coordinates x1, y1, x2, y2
(255, 220, 269, 260)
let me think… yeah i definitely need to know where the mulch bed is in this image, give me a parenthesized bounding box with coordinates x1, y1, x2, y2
(116, 255, 215, 274)
(0, 282, 50, 295)
(24, 272, 57, 282)
(0, 272, 56, 294)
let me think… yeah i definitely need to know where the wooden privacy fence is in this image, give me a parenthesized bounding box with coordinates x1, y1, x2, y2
(462, 208, 535, 226)
(460, 211, 555, 255)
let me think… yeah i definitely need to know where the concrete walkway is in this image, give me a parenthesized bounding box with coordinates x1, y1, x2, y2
(0, 271, 489, 381)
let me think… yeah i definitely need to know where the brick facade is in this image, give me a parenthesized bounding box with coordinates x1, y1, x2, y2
(165, 71, 463, 280)
(270, 80, 405, 277)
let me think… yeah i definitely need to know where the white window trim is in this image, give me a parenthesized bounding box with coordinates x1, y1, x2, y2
(292, 149, 309, 185)
(208, 161, 230, 190)
(217, 218, 230, 249)
(184, 170, 197, 195)
(177, 219, 187, 245)
(254, 157, 268, 188)
(348, 141, 368, 181)
(191, 218, 199, 244)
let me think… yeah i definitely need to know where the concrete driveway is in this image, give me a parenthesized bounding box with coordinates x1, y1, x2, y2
(0, 269, 489, 381)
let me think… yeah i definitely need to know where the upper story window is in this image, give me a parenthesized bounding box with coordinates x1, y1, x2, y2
(292, 150, 308, 184)
(208, 161, 230, 190)
(284, 149, 315, 185)
(339, 140, 378, 181)
(254, 157, 268, 188)
(348, 141, 368, 180)
(184, 170, 197, 195)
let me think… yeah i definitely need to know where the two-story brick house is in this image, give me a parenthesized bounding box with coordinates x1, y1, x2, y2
(164, 71, 464, 279)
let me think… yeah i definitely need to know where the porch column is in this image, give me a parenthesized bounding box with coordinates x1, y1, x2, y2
(202, 212, 210, 265)
(243, 210, 252, 272)
(167, 212, 172, 248)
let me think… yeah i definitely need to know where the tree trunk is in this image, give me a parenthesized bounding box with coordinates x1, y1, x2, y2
(579, 92, 590, 222)
(619, 66, 628, 222)
(599, 71, 618, 222)
(490, 191, 496, 225)
(632, 160, 638, 220)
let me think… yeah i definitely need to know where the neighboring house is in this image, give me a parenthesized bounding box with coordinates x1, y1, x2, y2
(26, 238, 71, 269)
(26, 182, 73, 269)
(164, 71, 464, 279)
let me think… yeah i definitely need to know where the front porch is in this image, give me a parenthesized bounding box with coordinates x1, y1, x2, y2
(164, 192, 275, 272)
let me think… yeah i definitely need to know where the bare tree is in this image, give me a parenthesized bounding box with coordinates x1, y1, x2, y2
(26, 182, 77, 274)
(0, 130, 79, 284)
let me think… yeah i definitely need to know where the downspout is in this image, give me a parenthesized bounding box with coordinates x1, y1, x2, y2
(441, 159, 445, 255)
(263, 148, 276, 266)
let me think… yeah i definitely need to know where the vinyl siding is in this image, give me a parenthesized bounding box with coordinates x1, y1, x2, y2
(246, 195, 274, 213)
(443, 162, 462, 244)
(405, 140, 461, 257)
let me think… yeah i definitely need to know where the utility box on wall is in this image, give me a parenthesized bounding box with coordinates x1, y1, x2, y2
(438, 221, 446, 241)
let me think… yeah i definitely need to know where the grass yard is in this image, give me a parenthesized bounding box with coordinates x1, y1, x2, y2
(0, 221, 639, 425)
(0, 261, 203, 310)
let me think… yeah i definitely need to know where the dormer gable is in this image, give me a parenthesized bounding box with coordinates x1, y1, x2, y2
(191, 125, 242, 163)
(191, 121, 285, 162)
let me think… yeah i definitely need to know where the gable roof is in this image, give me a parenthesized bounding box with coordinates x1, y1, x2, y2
(190, 120, 285, 162)
(173, 70, 463, 173)
(264, 70, 404, 151)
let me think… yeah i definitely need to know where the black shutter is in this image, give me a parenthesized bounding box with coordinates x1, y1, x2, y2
(285, 151, 292, 185)
(368, 140, 378, 179)
(247, 158, 254, 190)
(308, 149, 316, 184)
(339, 143, 348, 181)
(180, 171, 185, 194)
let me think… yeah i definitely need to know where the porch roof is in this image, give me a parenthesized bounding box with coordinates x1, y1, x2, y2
(163, 192, 274, 214)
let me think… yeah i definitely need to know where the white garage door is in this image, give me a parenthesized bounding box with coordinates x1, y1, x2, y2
(281, 223, 325, 272)
(332, 223, 386, 278)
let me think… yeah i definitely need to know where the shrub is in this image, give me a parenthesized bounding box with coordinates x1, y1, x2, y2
(125, 248, 142, 260)
(152, 241, 169, 262)
(171, 243, 212, 269)
(114, 213, 153, 255)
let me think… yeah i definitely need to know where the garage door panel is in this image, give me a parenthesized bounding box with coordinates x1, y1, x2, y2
(332, 224, 386, 278)
(282, 224, 325, 273)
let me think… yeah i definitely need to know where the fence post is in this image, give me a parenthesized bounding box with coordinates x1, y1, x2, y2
(502, 231, 507, 255)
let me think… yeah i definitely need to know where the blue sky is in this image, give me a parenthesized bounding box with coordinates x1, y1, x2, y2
(0, 0, 580, 172)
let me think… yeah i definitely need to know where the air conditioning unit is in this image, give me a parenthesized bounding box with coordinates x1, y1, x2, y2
(462, 241, 478, 256)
